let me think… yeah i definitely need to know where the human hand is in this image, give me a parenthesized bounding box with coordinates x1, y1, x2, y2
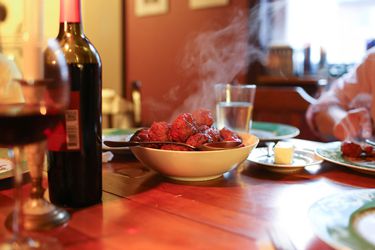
(333, 107, 373, 141)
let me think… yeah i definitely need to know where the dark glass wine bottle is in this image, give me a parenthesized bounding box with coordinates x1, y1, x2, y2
(45, 0, 102, 208)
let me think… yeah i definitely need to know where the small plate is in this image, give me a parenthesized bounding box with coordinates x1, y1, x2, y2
(251, 121, 300, 142)
(0, 158, 13, 180)
(315, 141, 375, 175)
(248, 147, 323, 173)
(309, 189, 375, 250)
(0, 148, 12, 180)
(0, 148, 29, 181)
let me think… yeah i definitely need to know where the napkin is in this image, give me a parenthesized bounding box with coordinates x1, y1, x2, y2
(102, 151, 114, 163)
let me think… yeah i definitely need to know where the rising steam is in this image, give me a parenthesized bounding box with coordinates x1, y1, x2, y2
(166, 2, 281, 121)
(145, 1, 286, 122)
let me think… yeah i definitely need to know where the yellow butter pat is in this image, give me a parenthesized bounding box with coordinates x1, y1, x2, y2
(273, 141, 294, 164)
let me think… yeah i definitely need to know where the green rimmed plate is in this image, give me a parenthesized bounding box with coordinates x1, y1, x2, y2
(0, 148, 12, 180)
(0, 162, 13, 180)
(309, 189, 375, 250)
(315, 141, 375, 175)
(102, 128, 139, 151)
(0, 148, 28, 181)
(103, 128, 138, 137)
(250, 121, 300, 142)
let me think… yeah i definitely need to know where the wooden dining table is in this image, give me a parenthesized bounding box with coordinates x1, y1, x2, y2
(0, 139, 374, 249)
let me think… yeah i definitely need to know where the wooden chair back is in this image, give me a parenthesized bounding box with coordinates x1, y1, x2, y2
(253, 86, 319, 140)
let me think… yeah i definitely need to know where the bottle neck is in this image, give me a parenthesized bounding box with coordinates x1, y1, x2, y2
(58, 22, 83, 37)
(60, 0, 81, 23)
(58, 0, 83, 36)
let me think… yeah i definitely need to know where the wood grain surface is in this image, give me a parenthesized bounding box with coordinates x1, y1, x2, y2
(0, 139, 374, 249)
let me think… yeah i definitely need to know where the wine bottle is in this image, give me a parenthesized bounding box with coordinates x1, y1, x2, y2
(45, 0, 102, 208)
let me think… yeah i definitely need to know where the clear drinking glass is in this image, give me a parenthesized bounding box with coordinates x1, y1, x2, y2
(0, 38, 69, 249)
(214, 83, 256, 133)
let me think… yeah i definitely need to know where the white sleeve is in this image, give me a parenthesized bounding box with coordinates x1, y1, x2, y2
(306, 51, 375, 138)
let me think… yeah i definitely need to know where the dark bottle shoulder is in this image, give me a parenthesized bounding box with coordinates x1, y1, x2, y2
(46, 34, 101, 65)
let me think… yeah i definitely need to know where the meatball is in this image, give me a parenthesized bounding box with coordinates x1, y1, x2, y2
(169, 113, 198, 142)
(130, 128, 150, 142)
(197, 125, 210, 133)
(363, 145, 374, 156)
(192, 109, 214, 127)
(341, 141, 363, 157)
(186, 133, 211, 148)
(204, 127, 221, 142)
(220, 127, 241, 142)
(149, 121, 170, 141)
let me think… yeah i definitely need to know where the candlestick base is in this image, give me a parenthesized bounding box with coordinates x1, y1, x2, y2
(6, 199, 70, 231)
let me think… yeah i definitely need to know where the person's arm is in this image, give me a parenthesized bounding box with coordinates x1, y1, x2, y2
(307, 50, 375, 141)
(313, 104, 372, 141)
(313, 105, 347, 140)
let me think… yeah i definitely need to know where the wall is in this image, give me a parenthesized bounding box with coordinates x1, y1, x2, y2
(45, 0, 123, 94)
(125, 0, 251, 125)
(0, 0, 122, 94)
(82, 0, 123, 94)
(0, 0, 252, 127)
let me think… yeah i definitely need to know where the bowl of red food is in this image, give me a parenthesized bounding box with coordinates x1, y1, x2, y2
(129, 109, 259, 181)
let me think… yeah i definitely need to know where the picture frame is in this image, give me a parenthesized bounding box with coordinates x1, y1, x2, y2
(189, 0, 229, 10)
(135, 0, 169, 17)
(0, 0, 24, 37)
(0, 0, 24, 66)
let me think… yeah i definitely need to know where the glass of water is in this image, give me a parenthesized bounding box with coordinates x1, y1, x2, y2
(215, 83, 256, 133)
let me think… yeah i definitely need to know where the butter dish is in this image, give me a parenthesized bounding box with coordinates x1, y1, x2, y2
(248, 147, 323, 173)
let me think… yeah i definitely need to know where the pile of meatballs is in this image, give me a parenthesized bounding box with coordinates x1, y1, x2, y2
(130, 109, 242, 151)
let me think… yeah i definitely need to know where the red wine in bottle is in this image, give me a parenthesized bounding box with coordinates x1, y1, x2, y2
(45, 0, 102, 208)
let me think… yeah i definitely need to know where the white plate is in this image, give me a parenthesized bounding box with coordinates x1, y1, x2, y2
(0, 158, 13, 180)
(102, 128, 136, 151)
(309, 189, 375, 250)
(0, 155, 28, 181)
(248, 147, 323, 173)
(315, 141, 375, 175)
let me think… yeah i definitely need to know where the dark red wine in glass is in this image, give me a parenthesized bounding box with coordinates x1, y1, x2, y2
(0, 104, 63, 147)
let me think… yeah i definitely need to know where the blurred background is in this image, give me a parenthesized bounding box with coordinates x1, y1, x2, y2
(1, 0, 374, 133)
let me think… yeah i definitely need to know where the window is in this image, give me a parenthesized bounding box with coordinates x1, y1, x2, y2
(271, 0, 375, 64)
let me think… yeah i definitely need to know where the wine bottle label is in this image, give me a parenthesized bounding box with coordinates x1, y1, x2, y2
(65, 110, 80, 150)
(47, 91, 81, 151)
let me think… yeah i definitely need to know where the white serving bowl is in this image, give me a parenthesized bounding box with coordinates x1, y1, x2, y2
(130, 133, 259, 181)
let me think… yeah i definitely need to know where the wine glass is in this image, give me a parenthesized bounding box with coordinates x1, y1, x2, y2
(0, 38, 69, 249)
(6, 38, 71, 232)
